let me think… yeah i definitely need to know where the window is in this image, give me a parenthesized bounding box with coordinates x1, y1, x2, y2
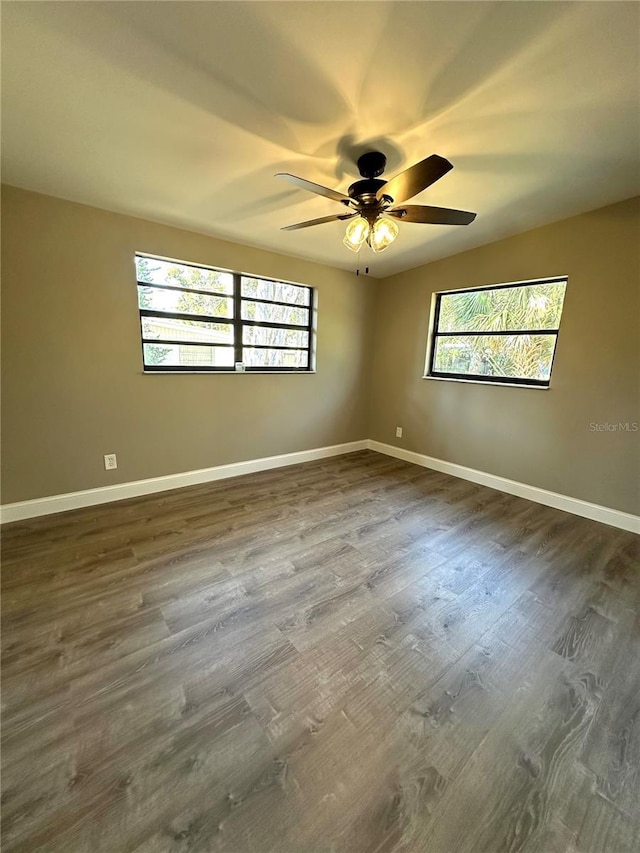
(427, 277, 567, 387)
(136, 254, 314, 372)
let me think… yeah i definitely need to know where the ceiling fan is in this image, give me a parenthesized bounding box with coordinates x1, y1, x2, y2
(276, 151, 476, 253)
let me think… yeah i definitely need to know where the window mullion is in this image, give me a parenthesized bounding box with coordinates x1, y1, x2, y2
(428, 293, 442, 376)
(233, 274, 243, 365)
(434, 329, 559, 337)
(307, 292, 313, 369)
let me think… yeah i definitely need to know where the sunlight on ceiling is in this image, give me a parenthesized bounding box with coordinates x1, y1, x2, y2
(2, 1, 639, 277)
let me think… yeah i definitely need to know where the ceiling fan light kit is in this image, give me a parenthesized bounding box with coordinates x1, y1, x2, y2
(369, 216, 399, 253)
(342, 214, 399, 253)
(343, 216, 369, 252)
(277, 150, 476, 256)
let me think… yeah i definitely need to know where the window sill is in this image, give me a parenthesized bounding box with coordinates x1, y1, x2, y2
(142, 370, 317, 375)
(423, 375, 549, 389)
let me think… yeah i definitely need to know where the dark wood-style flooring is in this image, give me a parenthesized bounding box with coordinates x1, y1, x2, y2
(2, 450, 639, 852)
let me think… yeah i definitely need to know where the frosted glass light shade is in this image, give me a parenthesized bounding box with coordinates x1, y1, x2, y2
(343, 216, 369, 252)
(369, 216, 399, 253)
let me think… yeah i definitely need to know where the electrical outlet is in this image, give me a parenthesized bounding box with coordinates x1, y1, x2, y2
(104, 453, 117, 470)
(395, 427, 403, 438)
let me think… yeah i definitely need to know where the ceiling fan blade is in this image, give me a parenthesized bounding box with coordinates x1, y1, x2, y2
(388, 205, 476, 225)
(377, 154, 453, 204)
(276, 173, 352, 205)
(281, 213, 356, 231)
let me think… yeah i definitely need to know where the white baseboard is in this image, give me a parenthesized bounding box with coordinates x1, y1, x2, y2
(367, 440, 640, 535)
(0, 440, 368, 524)
(2, 438, 638, 534)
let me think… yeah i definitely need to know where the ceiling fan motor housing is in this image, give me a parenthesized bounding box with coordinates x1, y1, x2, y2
(357, 151, 387, 178)
(349, 151, 391, 207)
(348, 178, 386, 202)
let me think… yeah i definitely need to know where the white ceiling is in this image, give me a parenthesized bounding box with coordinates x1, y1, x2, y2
(2, 1, 639, 278)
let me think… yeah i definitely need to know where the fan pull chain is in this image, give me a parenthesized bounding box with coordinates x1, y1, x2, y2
(355, 247, 370, 277)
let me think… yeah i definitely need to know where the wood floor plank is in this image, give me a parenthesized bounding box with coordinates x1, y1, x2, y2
(576, 789, 639, 853)
(413, 666, 601, 853)
(578, 623, 640, 817)
(1, 450, 638, 852)
(397, 631, 565, 782)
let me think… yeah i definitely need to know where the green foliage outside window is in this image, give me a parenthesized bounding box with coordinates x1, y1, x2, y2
(432, 280, 567, 383)
(135, 255, 311, 371)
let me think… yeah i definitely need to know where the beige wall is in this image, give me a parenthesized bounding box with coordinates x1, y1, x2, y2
(1, 186, 374, 503)
(368, 196, 640, 515)
(2, 188, 638, 515)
